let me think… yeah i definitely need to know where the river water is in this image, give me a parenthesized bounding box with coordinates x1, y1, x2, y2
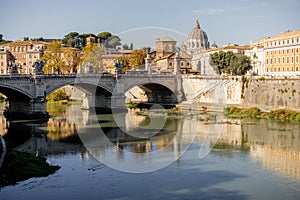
(0, 103, 299, 200)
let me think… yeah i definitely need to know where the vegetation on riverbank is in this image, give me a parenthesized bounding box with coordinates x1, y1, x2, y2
(126, 102, 138, 109)
(46, 89, 70, 104)
(0, 94, 6, 103)
(224, 106, 300, 122)
(46, 89, 82, 105)
(0, 150, 60, 187)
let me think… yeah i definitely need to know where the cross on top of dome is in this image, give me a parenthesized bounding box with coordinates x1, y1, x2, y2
(194, 19, 200, 29)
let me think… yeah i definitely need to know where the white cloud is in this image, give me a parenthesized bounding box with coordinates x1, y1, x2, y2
(192, 8, 225, 15)
(193, 7, 243, 15)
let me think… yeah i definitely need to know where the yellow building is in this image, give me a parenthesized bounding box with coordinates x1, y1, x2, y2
(0, 38, 48, 74)
(250, 30, 300, 75)
(0, 49, 11, 74)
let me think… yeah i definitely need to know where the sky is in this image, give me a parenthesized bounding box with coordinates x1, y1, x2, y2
(1, 0, 300, 48)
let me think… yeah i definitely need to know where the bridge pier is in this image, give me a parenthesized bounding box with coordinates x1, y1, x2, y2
(81, 94, 120, 113)
(111, 94, 127, 112)
(4, 98, 49, 120)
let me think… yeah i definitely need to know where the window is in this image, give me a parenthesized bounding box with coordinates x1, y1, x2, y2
(282, 57, 285, 64)
(287, 49, 289, 54)
(287, 67, 289, 71)
(287, 40, 289, 44)
(291, 56, 294, 64)
(0, 62, 3, 66)
(296, 56, 299, 63)
(282, 50, 285, 54)
(278, 57, 280, 64)
(270, 58, 272, 64)
(296, 67, 299, 71)
(283, 67, 285, 72)
(169, 62, 172, 67)
(274, 57, 276, 64)
(296, 49, 299, 53)
(187, 62, 190, 67)
(266, 59, 268, 64)
(180, 61, 184, 67)
(287, 57, 289, 64)
(292, 49, 294, 53)
(274, 67, 276, 72)
(278, 67, 280, 72)
(278, 50, 280, 54)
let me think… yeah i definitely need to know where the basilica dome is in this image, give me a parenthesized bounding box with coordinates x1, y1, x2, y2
(186, 19, 210, 54)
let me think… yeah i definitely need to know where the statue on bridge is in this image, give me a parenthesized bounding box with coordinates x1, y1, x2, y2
(7, 61, 20, 75)
(32, 60, 44, 75)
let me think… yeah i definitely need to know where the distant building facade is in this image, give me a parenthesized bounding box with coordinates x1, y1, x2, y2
(246, 30, 300, 76)
(0, 38, 48, 74)
(153, 35, 194, 74)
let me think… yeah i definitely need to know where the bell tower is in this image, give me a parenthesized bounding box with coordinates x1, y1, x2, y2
(155, 35, 177, 59)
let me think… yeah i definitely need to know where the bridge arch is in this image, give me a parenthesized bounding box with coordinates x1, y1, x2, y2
(124, 81, 178, 104)
(0, 85, 32, 100)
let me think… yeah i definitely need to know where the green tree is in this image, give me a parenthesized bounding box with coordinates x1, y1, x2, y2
(81, 44, 105, 73)
(210, 51, 252, 75)
(122, 44, 129, 50)
(108, 35, 121, 49)
(42, 41, 67, 74)
(119, 49, 147, 73)
(97, 32, 112, 43)
(230, 54, 252, 75)
(63, 47, 81, 73)
(62, 32, 79, 48)
(47, 88, 70, 102)
(210, 51, 234, 75)
(118, 57, 130, 73)
(129, 49, 147, 68)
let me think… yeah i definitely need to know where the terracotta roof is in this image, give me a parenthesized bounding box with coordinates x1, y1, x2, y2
(155, 51, 191, 61)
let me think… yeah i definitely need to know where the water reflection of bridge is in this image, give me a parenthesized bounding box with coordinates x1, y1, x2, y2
(0, 103, 299, 179)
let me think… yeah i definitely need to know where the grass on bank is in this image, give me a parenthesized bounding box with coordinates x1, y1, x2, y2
(224, 106, 300, 122)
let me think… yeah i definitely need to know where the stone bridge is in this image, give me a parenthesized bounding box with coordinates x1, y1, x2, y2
(0, 73, 184, 118)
